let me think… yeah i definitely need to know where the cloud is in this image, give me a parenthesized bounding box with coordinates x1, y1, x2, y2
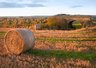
(0, 2, 45, 8)
(0, 2, 23, 8)
(0, 0, 47, 3)
(32, 0, 48, 3)
(25, 4, 45, 7)
(71, 5, 83, 8)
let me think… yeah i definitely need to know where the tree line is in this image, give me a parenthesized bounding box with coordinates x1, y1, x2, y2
(0, 15, 94, 30)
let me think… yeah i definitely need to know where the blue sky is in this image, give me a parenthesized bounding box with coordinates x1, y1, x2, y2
(0, 0, 96, 16)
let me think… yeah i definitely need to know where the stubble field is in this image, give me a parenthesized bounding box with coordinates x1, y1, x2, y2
(0, 27, 96, 68)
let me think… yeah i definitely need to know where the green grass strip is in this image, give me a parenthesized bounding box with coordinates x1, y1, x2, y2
(35, 37, 96, 43)
(0, 32, 6, 36)
(27, 49, 96, 61)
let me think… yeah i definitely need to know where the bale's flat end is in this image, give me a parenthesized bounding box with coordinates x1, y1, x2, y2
(4, 29, 35, 55)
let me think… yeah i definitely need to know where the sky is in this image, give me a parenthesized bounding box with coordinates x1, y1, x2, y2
(0, 0, 96, 16)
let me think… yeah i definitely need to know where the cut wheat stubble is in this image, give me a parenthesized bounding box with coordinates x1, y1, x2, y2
(4, 29, 35, 55)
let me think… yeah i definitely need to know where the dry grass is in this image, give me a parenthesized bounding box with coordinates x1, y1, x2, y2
(34, 40, 96, 52)
(33, 27, 96, 38)
(0, 26, 96, 68)
(0, 54, 95, 68)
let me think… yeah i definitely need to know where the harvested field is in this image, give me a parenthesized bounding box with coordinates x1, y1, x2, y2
(0, 27, 96, 68)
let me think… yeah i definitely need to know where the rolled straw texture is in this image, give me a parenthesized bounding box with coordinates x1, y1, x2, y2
(4, 29, 35, 55)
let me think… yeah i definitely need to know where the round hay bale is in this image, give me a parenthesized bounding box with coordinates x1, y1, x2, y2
(4, 29, 35, 55)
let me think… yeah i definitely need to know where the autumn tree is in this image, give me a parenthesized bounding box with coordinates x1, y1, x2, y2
(47, 16, 68, 30)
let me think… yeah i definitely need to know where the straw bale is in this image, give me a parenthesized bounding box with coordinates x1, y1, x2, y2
(4, 29, 35, 55)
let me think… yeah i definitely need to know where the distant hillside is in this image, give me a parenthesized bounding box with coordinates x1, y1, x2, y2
(55, 14, 90, 18)
(0, 14, 95, 30)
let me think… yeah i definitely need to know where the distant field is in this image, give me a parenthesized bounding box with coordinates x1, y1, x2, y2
(0, 32, 6, 36)
(0, 27, 96, 68)
(72, 21, 82, 29)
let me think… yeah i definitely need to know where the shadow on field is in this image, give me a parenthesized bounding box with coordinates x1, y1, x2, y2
(25, 49, 96, 61)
